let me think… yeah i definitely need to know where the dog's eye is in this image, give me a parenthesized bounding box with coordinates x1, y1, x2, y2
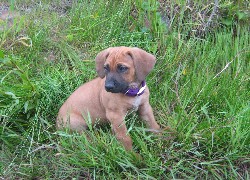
(117, 65, 128, 73)
(104, 65, 110, 72)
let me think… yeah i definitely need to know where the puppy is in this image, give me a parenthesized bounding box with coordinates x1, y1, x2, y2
(56, 46, 160, 150)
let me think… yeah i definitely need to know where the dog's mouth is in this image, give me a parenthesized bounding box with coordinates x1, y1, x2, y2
(105, 88, 127, 93)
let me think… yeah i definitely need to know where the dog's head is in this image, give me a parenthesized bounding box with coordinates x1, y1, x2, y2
(95, 46, 156, 93)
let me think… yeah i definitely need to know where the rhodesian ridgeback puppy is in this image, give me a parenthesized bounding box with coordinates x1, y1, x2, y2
(56, 46, 160, 150)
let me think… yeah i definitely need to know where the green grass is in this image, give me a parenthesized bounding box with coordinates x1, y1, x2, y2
(1, 0, 249, 179)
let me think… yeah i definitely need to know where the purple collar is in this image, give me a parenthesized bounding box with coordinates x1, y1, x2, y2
(124, 81, 146, 97)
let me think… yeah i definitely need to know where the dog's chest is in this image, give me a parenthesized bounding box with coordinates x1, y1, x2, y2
(128, 96, 142, 112)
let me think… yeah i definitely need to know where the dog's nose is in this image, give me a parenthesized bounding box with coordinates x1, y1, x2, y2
(105, 83, 115, 92)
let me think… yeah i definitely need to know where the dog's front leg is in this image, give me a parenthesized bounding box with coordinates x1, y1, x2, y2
(106, 110, 133, 151)
(139, 102, 160, 132)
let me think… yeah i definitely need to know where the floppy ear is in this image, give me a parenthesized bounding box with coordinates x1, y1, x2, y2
(129, 47, 156, 82)
(95, 48, 110, 78)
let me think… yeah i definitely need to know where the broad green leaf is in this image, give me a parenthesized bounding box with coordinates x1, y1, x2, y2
(0, 50, 4, 59)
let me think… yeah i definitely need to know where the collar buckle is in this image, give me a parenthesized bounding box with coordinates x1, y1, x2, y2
(124, 81, 146, 97)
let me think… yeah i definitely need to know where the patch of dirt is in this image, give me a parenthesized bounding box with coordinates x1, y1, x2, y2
(0, 3, 19, 31)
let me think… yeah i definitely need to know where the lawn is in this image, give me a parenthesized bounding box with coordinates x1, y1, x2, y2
(0, 0, 249, 179)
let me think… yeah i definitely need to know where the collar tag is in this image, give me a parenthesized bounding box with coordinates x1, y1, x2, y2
(137, 83, 146, 95)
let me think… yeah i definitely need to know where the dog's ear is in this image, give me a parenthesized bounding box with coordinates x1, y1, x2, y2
(95, 48, 110, 78)
(129, 48, 156, 82)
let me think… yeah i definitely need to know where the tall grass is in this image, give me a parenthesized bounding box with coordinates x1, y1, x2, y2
(0, 0, 249, 179)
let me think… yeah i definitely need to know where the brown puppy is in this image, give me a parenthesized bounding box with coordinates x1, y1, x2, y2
(56, 46, 160, 150)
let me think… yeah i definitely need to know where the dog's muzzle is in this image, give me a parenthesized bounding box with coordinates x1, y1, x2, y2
(105, 79, 128, 93)
(105, 81, 116, 92)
